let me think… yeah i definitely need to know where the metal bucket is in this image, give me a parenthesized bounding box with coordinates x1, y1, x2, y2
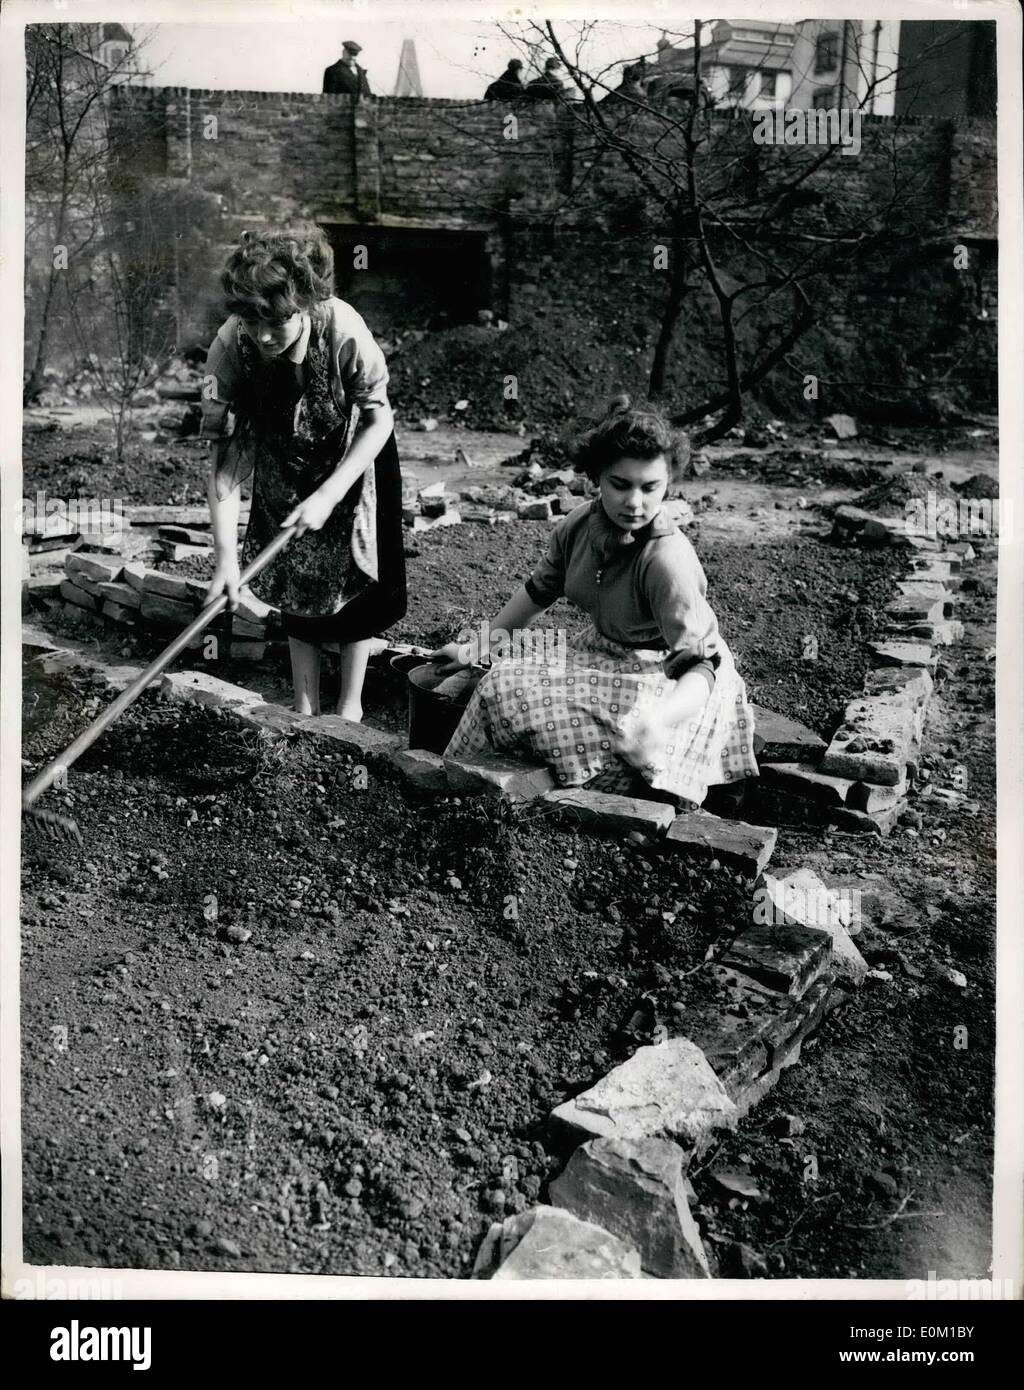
(390, 655, 481, 754)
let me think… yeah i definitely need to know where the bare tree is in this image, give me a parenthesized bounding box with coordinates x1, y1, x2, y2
(23, 22, 151, 404)
(433, 19, 981, 442)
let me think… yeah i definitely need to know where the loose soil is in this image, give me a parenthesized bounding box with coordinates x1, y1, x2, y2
(19, 418, 999, 1283)
(21, 678, 751, 1277)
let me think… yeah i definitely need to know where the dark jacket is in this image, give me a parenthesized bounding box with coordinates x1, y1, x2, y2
(323, 60, 371, 96)
(526, 72, 564, 101)
(484, 67, 525, 100)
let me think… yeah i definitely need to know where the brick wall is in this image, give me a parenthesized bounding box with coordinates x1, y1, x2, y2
(109, 88, 995, 239)
(92, 88, 999, 419)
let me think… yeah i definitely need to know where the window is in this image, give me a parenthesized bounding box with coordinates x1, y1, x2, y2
(759, 71, 777, 97)
(812, 86, 835, 109)
(728, 66, 748, 98)
(815, 31, 839, 74)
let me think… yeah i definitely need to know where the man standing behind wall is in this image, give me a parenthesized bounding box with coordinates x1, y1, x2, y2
(323, 40, 371, 96)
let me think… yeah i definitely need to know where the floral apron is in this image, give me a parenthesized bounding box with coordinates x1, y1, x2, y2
(215, 307, 378, 617)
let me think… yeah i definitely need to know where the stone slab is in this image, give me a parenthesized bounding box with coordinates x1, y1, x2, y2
(757, 869, 867, 986)
(60, 579, 98, 611)
(549, 1137, 710, 1279)
(122, 562, 149, 593)
(235, 590, 274, 624)
(751, 706, 826, 763)
(551, 1038, 737, 1147)
(66, 552, 123, 584)
(753, 786, 902, 836)
(758, 761, 853, 807)
(820, 696, 917, 785)
(308, 715, 404, 760)
(161, 670, 262, 711)
(662, 812, 776, 877)
(885, 594, 946, 623)
(488, 1207, 641, 1281)
(390, 747, 450, 793)
(125, 504, 248, 526)
(541, 789, 674, 837)
(862, 665, 933, 707)
(140, 592, 198, 627)
(142, 569, 206, 602)
(101, 600, 136, 625)
(720, 921, 833, 998)
(516, 497, 554, 521)
(97, 580, 142, 609)
(868, 641, 937, 671)
(846, 775, 908, 813)
(157, 524, 213, 545)
(444, 753, 554, 802)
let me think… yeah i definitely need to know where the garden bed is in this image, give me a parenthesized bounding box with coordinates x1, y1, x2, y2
(21, 670, 752, 1277)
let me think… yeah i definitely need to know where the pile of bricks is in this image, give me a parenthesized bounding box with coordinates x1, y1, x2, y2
(58, 550, 279, 659)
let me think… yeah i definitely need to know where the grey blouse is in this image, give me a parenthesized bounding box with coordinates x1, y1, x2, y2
(525, 499, 722, 677)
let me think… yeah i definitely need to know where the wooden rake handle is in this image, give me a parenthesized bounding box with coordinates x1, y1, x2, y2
(22, 525, 297, 809)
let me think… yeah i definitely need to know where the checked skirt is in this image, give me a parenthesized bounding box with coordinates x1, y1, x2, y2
(444, 623, 760, 807)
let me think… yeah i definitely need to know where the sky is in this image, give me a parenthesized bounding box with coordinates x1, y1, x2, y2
(126, 11, 899, 109)
(140, 16, 670, 98)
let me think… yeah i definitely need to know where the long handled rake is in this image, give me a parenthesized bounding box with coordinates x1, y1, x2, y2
(21, 526, 297, 844)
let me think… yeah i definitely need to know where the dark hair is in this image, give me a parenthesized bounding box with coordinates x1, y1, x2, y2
(221, 229, 334, 321)
(572, 395, 690, 483)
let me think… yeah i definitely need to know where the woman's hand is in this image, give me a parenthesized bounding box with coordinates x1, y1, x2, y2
(203, 556, 241, 612)
(282, 487, 337, 538)
(428, 640, 474, 676)
(614, 702, 672, 779)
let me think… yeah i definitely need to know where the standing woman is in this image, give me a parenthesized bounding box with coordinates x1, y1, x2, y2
(201, 229, 406, 718)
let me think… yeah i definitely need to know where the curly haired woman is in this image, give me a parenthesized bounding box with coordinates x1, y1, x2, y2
(434, 397, 759, 808)
(201, 228, 406, 719)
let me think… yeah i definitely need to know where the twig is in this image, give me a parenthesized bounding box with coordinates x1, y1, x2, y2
(840, 1193, 945, 1230)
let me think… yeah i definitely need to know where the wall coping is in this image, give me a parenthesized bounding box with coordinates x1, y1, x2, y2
(108, 85, 995, 134)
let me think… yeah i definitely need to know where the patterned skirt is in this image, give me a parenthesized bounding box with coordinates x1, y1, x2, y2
(444, 624, 760, 807)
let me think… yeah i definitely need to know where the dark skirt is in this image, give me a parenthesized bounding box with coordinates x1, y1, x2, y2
(281, 431, 407, 645)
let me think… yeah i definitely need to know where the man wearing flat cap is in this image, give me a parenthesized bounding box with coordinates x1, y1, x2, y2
(323, 40, 372, 96)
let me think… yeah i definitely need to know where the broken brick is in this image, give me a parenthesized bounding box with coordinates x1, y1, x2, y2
(551, 1038, 737, 1148)
(541, 788, 674, 837)
(549, 1137, 710, 1278)
(662, 812, 776, 877)
(720, 921, 833, 998)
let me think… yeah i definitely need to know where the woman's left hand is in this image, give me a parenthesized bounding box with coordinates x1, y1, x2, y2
(282, 489, 336, 538)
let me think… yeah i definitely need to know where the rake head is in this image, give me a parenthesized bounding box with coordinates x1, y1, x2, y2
(22, 804, 83, 845)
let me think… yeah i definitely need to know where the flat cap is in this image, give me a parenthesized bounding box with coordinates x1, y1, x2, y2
(342, 40, 362, 54)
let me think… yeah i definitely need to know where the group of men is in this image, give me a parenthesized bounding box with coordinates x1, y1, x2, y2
(321, 41, 574, 103)
(483, 56, 566, 101)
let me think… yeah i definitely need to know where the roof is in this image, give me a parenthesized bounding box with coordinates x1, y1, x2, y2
(102, 24, 132, 45)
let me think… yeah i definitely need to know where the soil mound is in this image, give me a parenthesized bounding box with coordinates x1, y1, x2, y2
(852, 471, 958, 517)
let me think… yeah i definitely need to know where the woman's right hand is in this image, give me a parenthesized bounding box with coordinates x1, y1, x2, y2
(204, 557, 241, 612)
(428, 640, 474, 675)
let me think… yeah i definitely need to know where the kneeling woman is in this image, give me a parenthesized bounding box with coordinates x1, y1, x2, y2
(433, 399, 759, 807)
(202, 228, 406, 718)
